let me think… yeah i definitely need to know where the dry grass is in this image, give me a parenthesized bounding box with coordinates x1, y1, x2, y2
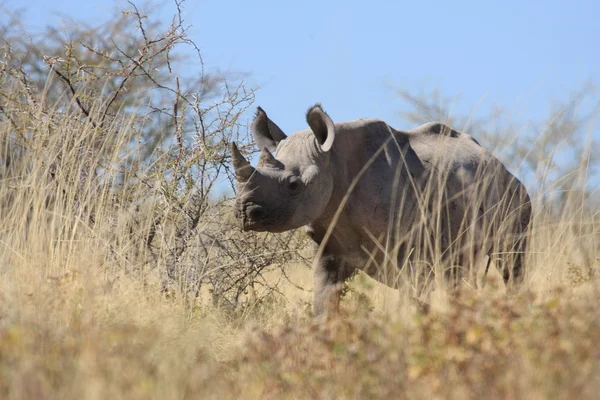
(0, 90, 599, 400)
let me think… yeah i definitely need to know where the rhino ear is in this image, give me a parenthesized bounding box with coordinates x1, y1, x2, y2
(306, 103, 335, 152)
(251, 107, 287, 152)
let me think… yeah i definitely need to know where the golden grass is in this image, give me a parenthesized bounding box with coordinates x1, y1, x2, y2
(0, 95, 599, 399)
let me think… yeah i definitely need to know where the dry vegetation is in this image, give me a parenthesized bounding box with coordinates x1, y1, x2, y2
(1, 2, 599, 399)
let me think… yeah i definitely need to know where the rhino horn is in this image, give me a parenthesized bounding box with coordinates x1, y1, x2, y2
(306, 103, 335, 152)
(256, 147, 283, 169)
(252, 107, 287, 152)
(231, 142, 255, 182)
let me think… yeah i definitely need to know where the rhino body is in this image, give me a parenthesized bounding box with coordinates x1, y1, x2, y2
(232, 104, 531, 316)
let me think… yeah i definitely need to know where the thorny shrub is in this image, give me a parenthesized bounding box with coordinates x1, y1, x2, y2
(0, 0, 309, 312)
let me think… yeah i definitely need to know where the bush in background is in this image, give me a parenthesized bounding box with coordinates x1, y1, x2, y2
(0, 0, 309, 313)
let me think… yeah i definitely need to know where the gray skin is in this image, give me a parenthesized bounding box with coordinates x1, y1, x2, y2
(232, 104, 532, 317)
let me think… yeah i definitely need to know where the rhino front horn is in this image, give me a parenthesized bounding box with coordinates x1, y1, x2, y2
(231, 142, 255, 182)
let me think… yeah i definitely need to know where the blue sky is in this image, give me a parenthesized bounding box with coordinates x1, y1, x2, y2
(5, 0, 600, 149)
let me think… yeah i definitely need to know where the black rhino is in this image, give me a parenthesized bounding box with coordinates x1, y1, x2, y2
(232, 104, 532, 316)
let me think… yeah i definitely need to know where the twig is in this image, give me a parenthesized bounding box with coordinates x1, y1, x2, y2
(50, 66, 96, 127)
(174, 76, 183, 163)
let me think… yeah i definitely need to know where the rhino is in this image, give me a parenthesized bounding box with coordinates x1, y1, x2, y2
(231, 104, 532, 316)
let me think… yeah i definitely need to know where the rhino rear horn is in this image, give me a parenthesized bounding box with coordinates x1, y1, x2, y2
(251, 107, 287, 152)
(306, 103, 335, 152)
(257, 147, 283, 169)
(231, 142, 255, 182)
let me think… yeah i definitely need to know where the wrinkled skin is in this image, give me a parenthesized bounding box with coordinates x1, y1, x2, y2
(232, 104, 532, 317)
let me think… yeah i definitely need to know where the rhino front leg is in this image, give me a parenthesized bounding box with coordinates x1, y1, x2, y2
(313, 252, 355, 319)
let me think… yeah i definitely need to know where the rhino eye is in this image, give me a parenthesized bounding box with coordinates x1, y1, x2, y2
(287, 176, 302, 194)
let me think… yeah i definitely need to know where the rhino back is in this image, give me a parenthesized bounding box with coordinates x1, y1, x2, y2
(326, 118, 494, 224)
(319, 119, 525, 270)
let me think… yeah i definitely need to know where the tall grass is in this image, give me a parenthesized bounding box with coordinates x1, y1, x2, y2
(0, 82, 599, 399)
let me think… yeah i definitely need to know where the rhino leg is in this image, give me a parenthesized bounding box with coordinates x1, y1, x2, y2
(493, 182, 532, 292)
(496, 234, 527, 292)
(454, 250, 492, 290)
(493, 202, 531, 292)
(313, 251, 355, 318)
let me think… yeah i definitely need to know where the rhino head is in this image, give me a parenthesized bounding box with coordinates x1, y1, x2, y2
(231, 104, 336, 233)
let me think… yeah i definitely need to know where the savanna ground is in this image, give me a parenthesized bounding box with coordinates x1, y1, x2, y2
(1, 2, 599, 399)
